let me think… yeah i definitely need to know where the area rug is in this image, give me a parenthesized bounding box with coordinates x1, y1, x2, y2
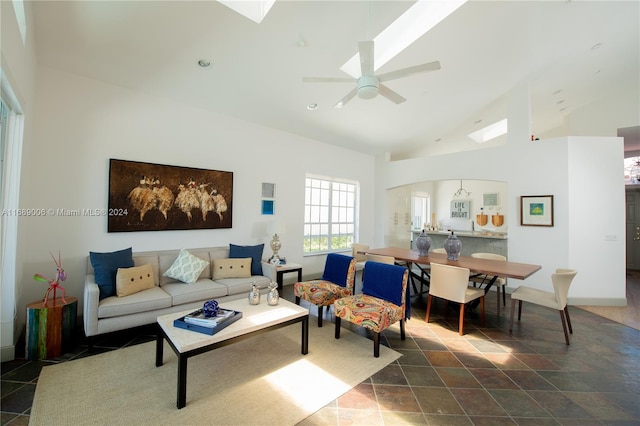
(30, 323, 400, 425)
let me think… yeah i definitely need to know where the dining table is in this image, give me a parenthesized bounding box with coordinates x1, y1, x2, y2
(361, 247, 542, 309)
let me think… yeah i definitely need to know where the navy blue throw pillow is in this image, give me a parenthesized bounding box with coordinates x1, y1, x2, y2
(90, 247, 135, 300)
(229, 244, 264, 276)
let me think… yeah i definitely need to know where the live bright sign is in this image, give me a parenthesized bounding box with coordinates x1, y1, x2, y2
(450, 200, 471, 219)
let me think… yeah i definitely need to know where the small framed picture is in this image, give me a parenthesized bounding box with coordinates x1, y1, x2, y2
(261, 200, 274, 215)
(520, 195, 554, 227)
(483, 193, 498, 207)
(262, 182, 276, 198)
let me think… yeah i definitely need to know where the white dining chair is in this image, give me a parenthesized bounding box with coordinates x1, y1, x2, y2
(425, 262, 485, 335)
(509, 268, 577, 345)
(352, 243, 369, 274)
(365, 254, 395, 265)
(469, 252, 507, 314)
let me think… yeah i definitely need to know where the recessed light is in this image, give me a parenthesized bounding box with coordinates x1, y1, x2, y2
(559, 107, 566, 112)
(552, 89, 562, 95)
(197, 59, 212, 68)
(557, 100, 565, 105)
(591, 42, 602, 50)
(594, 68, 601, 74)
(474, 119, 482, 124)
(435, 138, 442, 142)
(307, 103, 318, 111)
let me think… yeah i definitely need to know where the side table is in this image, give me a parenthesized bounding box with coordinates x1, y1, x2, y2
(26, 296, 77, 360)
(261, 262, 303, 291)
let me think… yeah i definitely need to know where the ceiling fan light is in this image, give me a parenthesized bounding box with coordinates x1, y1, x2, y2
(357, 75, 379, 99)
(358, 85, 379, 99)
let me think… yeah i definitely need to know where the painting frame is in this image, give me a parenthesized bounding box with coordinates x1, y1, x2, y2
(520, 195, 554, 227)
(108, 159, 233, 232)
(261, 200, 274, 215)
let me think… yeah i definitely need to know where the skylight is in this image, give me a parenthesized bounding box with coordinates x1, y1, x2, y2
(468, 119, 508, 144)
(217, 0, 276, 24)
(340, 0, 467, 78)
(12, 0, 26, 45)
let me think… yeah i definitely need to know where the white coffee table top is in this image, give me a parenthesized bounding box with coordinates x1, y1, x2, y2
(157, 298, 308, 353)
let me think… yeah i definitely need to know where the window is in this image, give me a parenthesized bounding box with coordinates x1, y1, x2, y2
(304, 175, 358, 254)
(12, 0, 27, 45)
(0, 101, 7, 199)
(1, 79, 25, 351)
(411, 192, 430, 230)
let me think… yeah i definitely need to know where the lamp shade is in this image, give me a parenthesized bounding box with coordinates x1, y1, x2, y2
(267, 221, 285, 236)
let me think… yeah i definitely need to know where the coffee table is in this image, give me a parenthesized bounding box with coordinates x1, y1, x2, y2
(156, 297, 309, 408)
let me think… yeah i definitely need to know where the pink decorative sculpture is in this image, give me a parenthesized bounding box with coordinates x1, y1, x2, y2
(34, 251, 67, 306)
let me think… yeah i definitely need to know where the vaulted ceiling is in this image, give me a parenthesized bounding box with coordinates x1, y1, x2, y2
(31, 1, 639, 159)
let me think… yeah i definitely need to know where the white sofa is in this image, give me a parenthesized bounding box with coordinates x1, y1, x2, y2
(83, 247, 271, 338)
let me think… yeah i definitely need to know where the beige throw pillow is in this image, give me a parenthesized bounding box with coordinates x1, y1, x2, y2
(116, 263, 155, 297)
(213, 258, 252, 279)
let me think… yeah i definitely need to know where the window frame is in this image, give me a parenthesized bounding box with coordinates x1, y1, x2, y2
(303, 174, 359, 255)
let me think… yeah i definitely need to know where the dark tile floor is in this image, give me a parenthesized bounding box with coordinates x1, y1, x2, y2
(2, 280, 639, 425)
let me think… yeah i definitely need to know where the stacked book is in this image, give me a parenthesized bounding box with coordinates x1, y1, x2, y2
(184, 308, 235, 328)
(173, 306, 243, 335)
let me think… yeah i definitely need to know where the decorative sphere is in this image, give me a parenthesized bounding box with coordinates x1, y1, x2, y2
(203, 300, 219, 318)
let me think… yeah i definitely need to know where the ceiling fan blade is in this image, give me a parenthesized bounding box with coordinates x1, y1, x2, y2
(358, 40, 374, 76)
(334, 88, 358, 108)
(378, 61, 441, 82)
(378, 84, 406, 104)
(302, 76, 354, 83)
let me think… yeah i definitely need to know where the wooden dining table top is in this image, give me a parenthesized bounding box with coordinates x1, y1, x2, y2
(363, 247, 542, 280)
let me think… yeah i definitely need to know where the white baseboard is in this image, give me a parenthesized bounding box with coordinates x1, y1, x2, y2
(569, 297, 627, 307)
(1, 344, 15, 362)
(503, 287, 628, 307)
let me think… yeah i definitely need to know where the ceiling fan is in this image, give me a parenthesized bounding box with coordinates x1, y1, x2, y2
(302, 40, 441, 108)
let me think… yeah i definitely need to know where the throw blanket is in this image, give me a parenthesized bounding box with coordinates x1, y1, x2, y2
(362, 262, 411, 319)
(321, 253, 354, 287)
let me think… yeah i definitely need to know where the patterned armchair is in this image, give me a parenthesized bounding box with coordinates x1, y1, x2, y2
(294, 253, 356, 327)
(334, 261, 409, 357)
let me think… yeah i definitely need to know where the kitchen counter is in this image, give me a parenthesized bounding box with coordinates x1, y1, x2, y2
(424, 230, 507, 239)
(412, 230, 507, 257)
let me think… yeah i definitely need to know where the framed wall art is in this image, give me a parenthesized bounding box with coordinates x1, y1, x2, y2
(261, 200, 274, 215)
(520, 195, 554, 227)
(108, 159, 233, 232)
(261, 182, 275, 215)
(450, 199, 471, 219)
(483, 193, 498, 207)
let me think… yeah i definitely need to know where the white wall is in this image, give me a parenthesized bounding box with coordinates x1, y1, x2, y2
(567, 137, 625, 300)
(567, 81, 640, 138)
(15, 67, 375, 334)
(376, 135, 626, 306)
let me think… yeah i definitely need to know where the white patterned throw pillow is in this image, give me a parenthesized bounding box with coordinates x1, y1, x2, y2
(163, 249, 209, 284)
